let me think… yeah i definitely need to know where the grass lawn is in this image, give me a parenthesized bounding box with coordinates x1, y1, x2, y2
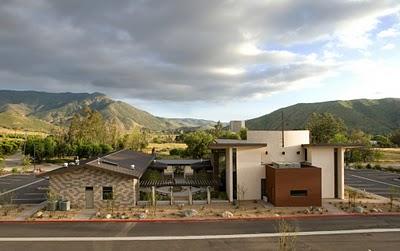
(144, 143, 187, 156)
(376, 148, 400, 163)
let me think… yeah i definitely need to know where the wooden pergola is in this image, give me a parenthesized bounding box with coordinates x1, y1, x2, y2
(140, 176, 218, 187)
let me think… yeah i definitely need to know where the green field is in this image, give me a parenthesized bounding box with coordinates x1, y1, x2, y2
(377, 148, 400, 163)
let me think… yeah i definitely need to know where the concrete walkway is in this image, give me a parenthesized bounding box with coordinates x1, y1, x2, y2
(15, 201, 47, 221)
(322, 199, 347, 215)
(73, 209, 96, 220)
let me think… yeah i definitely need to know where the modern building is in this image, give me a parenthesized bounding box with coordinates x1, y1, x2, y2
(39, 130, 359, 209)
(38, 150, 155, 209)
(210, 130, 359, 206)
(229, 120, 245, 133)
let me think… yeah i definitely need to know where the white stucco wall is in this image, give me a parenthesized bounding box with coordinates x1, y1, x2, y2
(236, 146, 267, 200)
(233, 130, 309, 200)
(247, 130, 309, 164)
(308, 147, 335, 198)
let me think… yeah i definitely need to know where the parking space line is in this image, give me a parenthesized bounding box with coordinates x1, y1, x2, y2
(349, 174, 400, 188)
(0, 179, 46, 197)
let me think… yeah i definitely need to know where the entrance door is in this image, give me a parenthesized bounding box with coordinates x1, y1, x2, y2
(85, 187, 94, 209)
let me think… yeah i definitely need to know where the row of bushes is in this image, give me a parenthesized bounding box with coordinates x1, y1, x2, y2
(0, 140, 22, 155)
(353, 163, 400, 173)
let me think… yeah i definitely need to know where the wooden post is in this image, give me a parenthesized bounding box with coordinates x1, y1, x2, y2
(188, 186, 193, 205)
(151, 186, 155, 206)
(170, 186, 173, 205)
(207, 186, 211, 204)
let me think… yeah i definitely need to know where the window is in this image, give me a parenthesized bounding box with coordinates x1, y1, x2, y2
(102, 186, 113, 200)
(290, 190, 307, 197)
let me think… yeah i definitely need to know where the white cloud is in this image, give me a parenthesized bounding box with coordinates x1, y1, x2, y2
(0, 0, 399, 102)
(339, 59, 400, 100)
(377, 27, 400, 38)
(381, 43, 396, 50)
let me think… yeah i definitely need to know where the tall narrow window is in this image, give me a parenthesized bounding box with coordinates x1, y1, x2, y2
(232, 148, 237, 200)
(102, 186, 113, 200)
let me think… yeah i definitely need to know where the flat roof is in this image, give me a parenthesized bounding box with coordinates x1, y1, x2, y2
(154, 159, 207, 165)
(302, 143, 363, 148)
(209, 139, 267, 148)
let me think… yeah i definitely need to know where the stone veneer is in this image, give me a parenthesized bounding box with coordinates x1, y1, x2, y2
(49, 166, 137, 209)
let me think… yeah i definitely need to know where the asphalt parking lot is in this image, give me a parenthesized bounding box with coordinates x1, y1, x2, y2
(0, 174, 48, 204)
(345, 168, 400, 198)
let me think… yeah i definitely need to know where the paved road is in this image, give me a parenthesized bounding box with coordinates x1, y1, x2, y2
(0, 233, 399, 251)
(3, 152, 23, 168)
(0, 216, 399, 250)
(345, 168, 400, 198)
(0, 174, 48, 204)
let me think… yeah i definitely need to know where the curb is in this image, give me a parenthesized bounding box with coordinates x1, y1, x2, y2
(0, 212, 399, 224)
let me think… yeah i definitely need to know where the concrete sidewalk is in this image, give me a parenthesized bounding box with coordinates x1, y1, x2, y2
(15, 202, 47, 221)
(73, 209, 96, 220)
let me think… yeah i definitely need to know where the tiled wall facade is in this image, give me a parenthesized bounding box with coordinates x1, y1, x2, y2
(49, 167, 137, 209)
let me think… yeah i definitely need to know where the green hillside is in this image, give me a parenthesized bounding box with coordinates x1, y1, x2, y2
(246, 98, 400, 134)
(0, 90, 217, 132)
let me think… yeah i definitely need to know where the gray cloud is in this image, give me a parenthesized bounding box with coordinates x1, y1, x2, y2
(0, 0, 398, 101)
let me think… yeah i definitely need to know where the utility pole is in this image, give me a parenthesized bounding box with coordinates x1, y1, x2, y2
(33, 142, 36, 172)
(281, 111, 285, 148)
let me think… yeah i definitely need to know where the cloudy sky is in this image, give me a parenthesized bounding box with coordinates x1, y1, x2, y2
(1, 0, 400, 121)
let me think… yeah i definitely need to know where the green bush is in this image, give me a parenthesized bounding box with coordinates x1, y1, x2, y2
(169, 148, 186, 156)
(193, 192, 207, 200)
(211, 191, 227, 200)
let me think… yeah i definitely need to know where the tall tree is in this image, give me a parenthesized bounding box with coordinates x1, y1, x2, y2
(184, 131, 215, 158)
(124, 126, 149, 151)
(390, 129, 400, 147)
(306, 112, 347, 144)
(212, 121, 223, 138)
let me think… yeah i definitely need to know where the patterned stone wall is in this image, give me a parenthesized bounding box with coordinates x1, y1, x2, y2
(49, 166, 136, 209)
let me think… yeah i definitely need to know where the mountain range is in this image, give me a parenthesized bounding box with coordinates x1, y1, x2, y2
(246, 98, 400, 134)
(0, 90, 399, 135)
(0, 90, 217, 132)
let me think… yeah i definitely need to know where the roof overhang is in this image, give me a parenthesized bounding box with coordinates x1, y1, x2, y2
(302, 144, 364, 149)
(209, 142, 268, 149)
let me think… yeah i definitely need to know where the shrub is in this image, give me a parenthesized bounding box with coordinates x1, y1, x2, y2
(169, 148, 186, 156)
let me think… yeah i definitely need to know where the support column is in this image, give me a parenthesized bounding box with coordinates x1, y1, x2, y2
(207, 186, 211, 204)
(188, 186, 193, 205)
(170, 186, 173, 205)
(337, 148, 345, 199)
(226, 147, 233, 202)
(151, 186, 155, 206)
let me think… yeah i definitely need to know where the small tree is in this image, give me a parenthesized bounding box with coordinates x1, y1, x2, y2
(237, 183, 247, 206)
(389, 186, 400, 210)
(277, 219, 297, 251)
(347, 189, 358, 207)
(239, 128, 248, 140)
(306, 112, 347, 144)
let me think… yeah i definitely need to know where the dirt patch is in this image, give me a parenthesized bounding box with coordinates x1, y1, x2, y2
(90, 201, 330, 220)
(0, 204, 26, 219)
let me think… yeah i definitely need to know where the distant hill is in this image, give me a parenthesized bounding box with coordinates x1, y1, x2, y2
(245, 98, 400, 135)
(0, 90, 217, 132)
